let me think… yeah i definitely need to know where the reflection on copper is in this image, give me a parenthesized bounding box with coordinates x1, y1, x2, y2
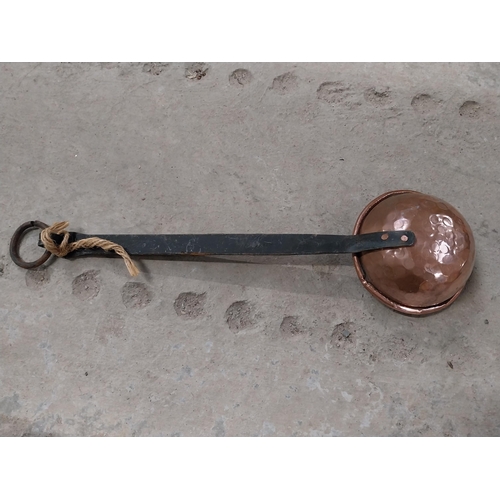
(353, 190, 475, 316)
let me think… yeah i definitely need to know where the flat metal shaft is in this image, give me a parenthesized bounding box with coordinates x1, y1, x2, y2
(39, 231, 415, 258)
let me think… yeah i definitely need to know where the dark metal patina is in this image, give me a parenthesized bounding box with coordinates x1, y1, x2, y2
(9, 220, 52, 269)
(34, 230, 415, 258)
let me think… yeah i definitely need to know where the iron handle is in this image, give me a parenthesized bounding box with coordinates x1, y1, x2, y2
(38, 230, 415, 258)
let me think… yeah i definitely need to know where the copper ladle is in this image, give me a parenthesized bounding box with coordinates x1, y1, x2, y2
(10, 190, 475, 316)
(353, 190, 475, 315)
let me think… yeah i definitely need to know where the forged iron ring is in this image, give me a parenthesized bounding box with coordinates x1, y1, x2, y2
(9, 220, 52, 269)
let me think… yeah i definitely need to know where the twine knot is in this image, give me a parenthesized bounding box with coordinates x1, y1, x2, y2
(40, 221, 139, 277)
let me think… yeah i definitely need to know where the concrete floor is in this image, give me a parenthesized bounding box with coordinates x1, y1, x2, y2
(1, 62, 499, 436)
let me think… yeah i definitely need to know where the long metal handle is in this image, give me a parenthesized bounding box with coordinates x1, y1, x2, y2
(39, 230, 415, 258)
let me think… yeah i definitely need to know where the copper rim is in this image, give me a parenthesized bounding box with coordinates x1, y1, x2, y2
(352, 190, 465, 316)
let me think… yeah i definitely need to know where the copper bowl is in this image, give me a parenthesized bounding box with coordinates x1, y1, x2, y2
(353, 190, 475, 315)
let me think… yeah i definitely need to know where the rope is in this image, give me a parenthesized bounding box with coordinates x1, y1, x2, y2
(40, 221, 139, 277)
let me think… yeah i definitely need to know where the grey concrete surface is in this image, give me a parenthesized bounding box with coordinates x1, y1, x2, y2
(1, 62, 499, 436)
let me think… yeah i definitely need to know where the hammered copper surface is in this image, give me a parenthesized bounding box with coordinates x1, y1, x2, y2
(357, 192, 475, 309)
